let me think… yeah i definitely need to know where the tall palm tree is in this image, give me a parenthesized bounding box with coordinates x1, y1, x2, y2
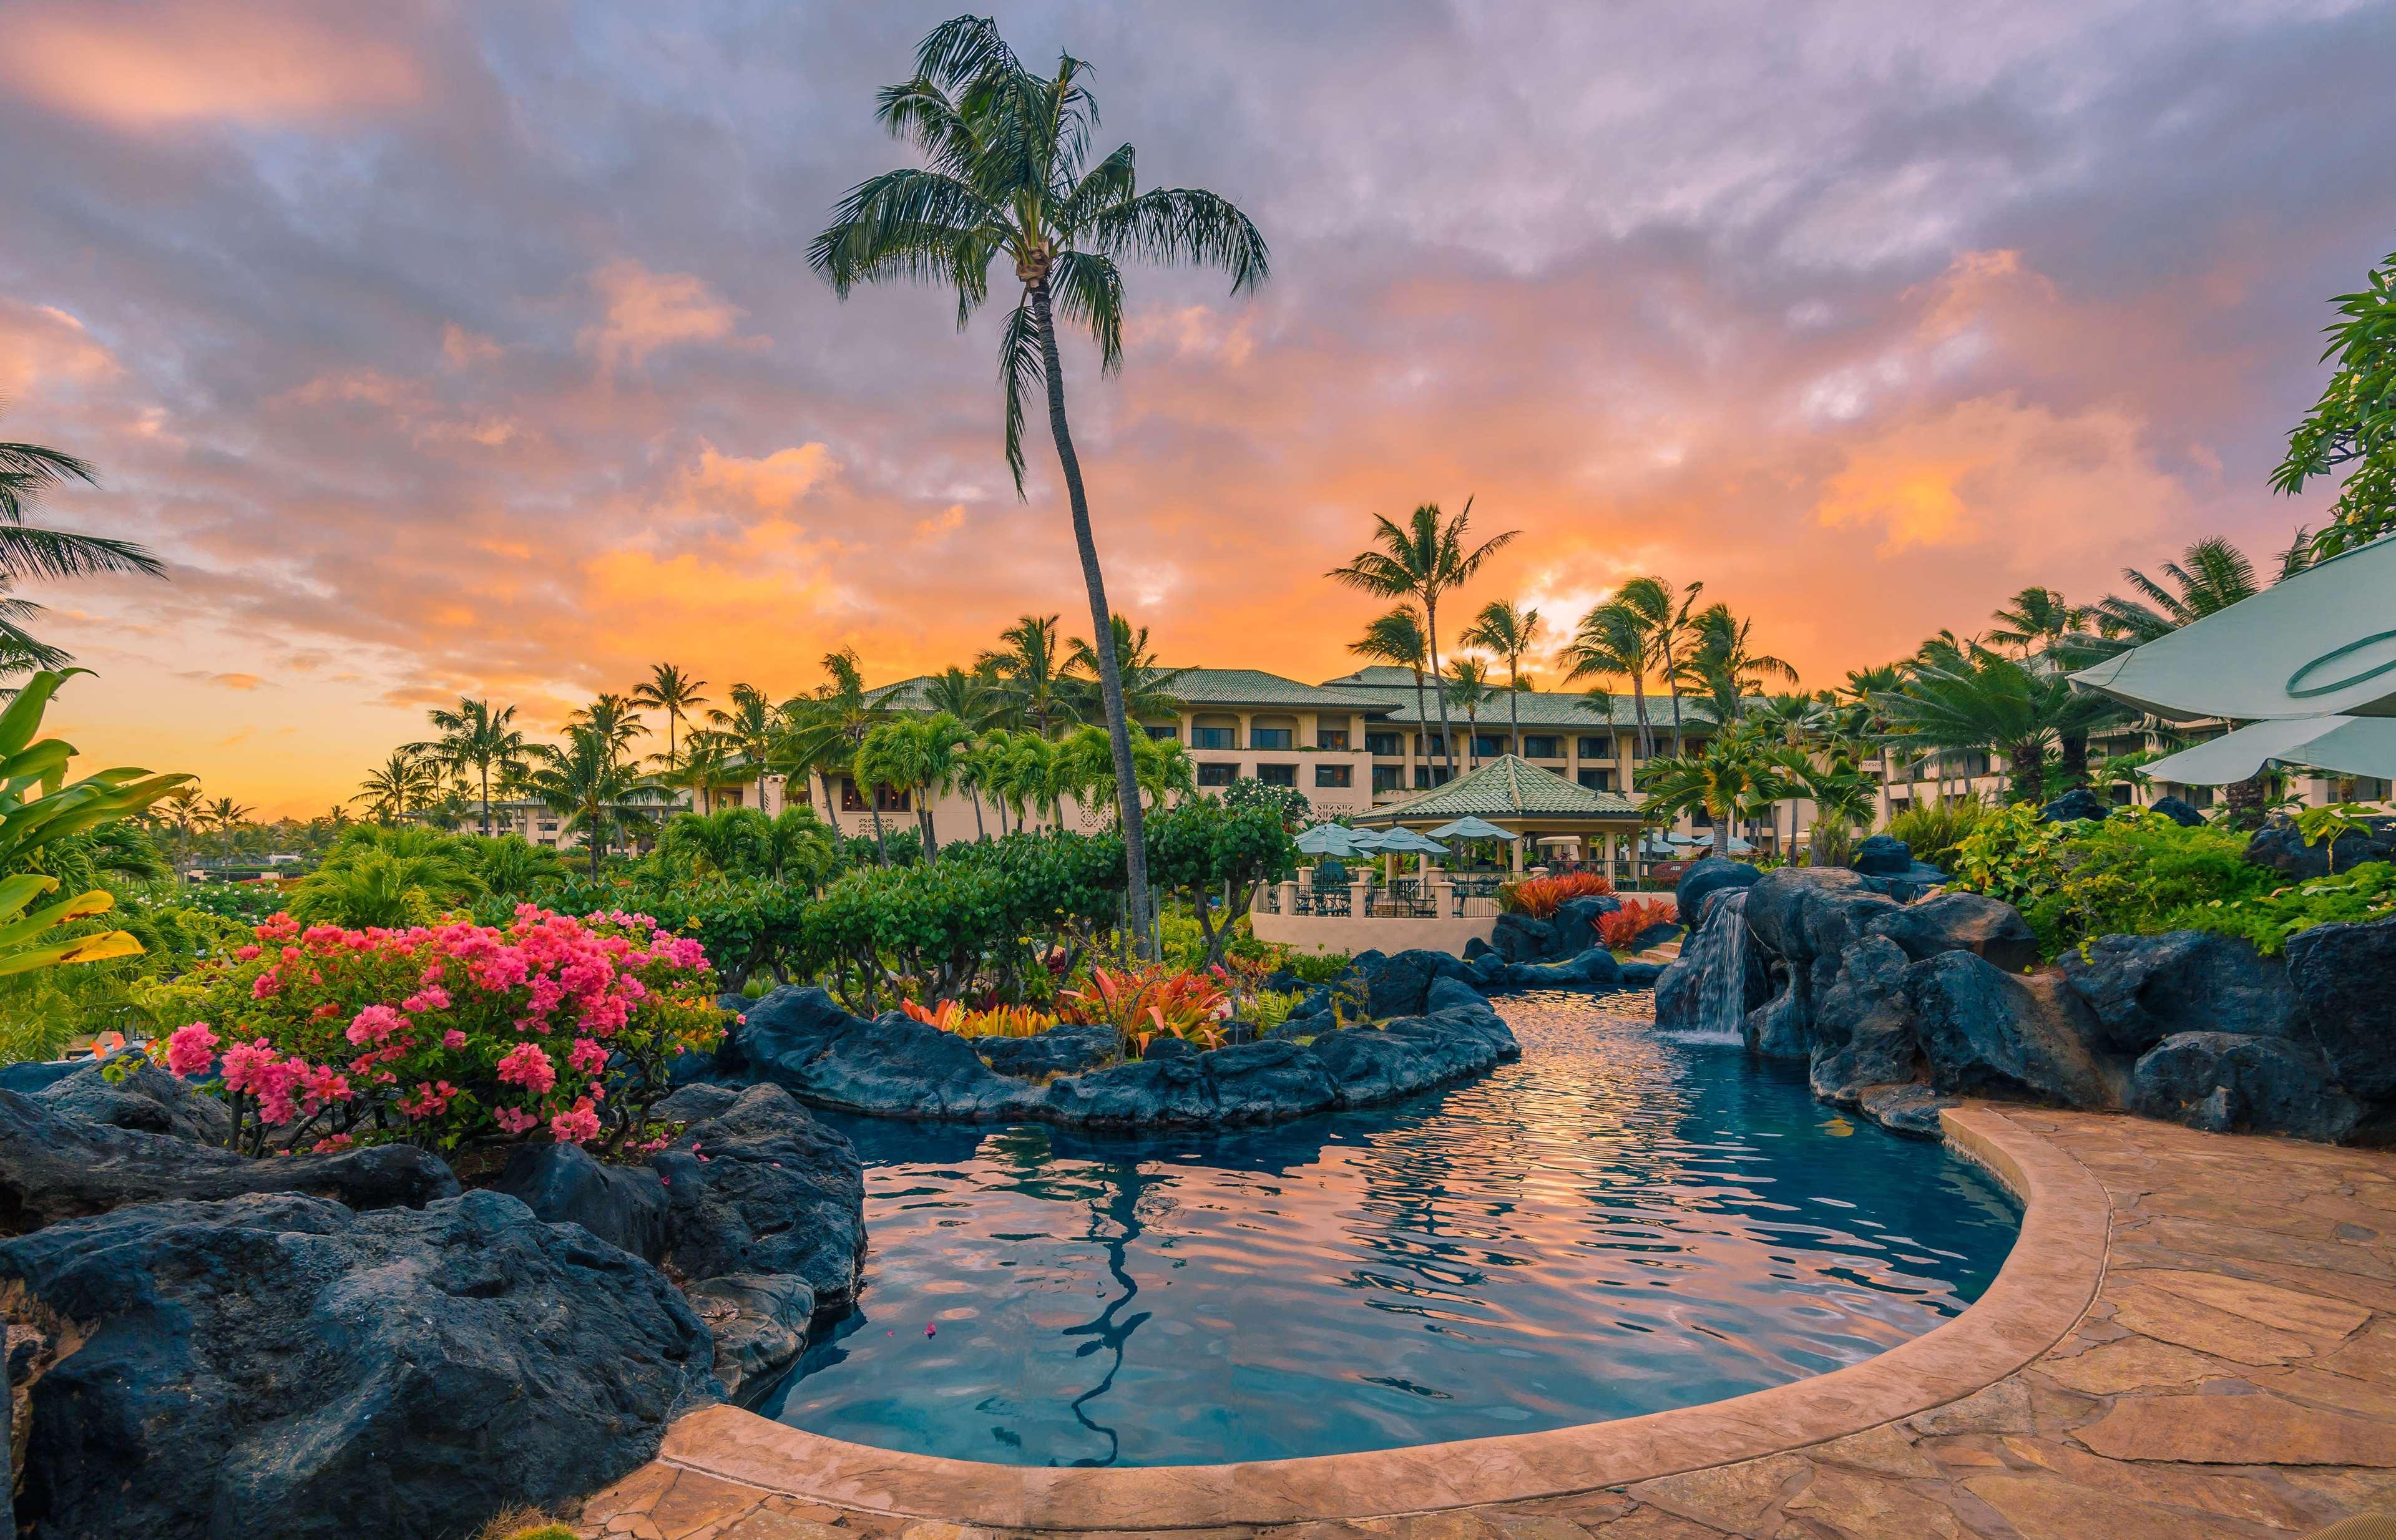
(631, 663, 711, 776)
(1677, 603, 1797, 726)
(780, 649, 897, 861)
(1442, 657, 1499, 769)
(568, 693, 650, 768)
(1873, 648, 2121, 805)
(1328, 500, 1518, 780)
(1637, 727, 1786, 854)
(1839, 661, 1907, 815)
(702, 683, 781, 777)
(1460, 600, 1542, 745)
(1562, 602, 1651, 758)
(2089, 534, 2305, 646)
(413, 698, 529, 836)
(1607, 577, 1704, 757)
(977, 615, 1073, 736)
(0, 419, 166, 664)
(1064, 615, 1187, 726)
(921, 665, 1005, 731)
(812, 14, 1268, 957)
(1348, 605, 1432, 769)
(1987, 587, 2087, 659)
(157, 785, 205, 866)
(523, 725, 666, 877)
(353, 751, 438, 824)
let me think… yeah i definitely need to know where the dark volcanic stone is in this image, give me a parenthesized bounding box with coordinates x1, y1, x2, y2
(2245, 812, 2396, 879)
(2286, 913, 2396, 1101)
(1675, 856, 1761, 927)
(2040, 787, 2113, 824)
(0, 1189, 718, 1540)
(1510, 945, 1626, 992)
(653, 1081, 744, 1125)
(0, 1059, 80, 1095)
(1620, 961, 1665, 988)
(652, 1084, 867, 1309)
(1807, 936, 1922, 1104)
(2058, 930, 2297, 1057)
(1549, 895, 1621, 956)
(0, 1089, 458, 1235)
(716, 987, 1037, 1119)
(1631, 922, 1681, 950)
(1462, 936, 1494, 962)
(34, 1056, 232, 1144)
(1744, 868, 1903, 970)
(1424, 974, 1488, 1015)
(1854, 1083, 1958, 1139)
(1349, 948, 1444, 1017)
(2130, 1031, 2363, 1143)
(1907, 952, 2119, 1108)
(1490, 910, 1551, 963)
(683, 1272, 814, 1401)
(1852, 834, 1920, 875)
(1867, 893, 2040, 975)
(975, 1023, 1117, 1079)
(489, 1142, 669, 1262)
(2149, 796, 2206, 827)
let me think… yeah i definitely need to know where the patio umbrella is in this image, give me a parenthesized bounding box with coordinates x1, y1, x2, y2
(1296, 822, 1370, 857)
(1426, 816, 1515, 842)
(1367, 827, 1450, 855)
(2070, 537, 2396, 721)
(2141, 716, 2396, 786)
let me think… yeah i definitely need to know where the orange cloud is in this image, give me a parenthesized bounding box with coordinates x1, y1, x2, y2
(1, 3, 420, 129)
(0, 301, 119, 399)
(579, 261, 753, 373)
(685, 444, 841, 515)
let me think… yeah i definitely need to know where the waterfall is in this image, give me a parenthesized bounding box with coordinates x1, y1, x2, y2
(1670, 887, 1750, 1045)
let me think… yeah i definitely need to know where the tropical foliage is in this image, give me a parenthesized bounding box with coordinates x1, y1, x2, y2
(2274, 245, 2396, 556)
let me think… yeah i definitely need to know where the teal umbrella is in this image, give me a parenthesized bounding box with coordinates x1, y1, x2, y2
(1426, 816, 1514, 842)
(1367, 827, 1450, 856)
(1296, 823, 1370, 857)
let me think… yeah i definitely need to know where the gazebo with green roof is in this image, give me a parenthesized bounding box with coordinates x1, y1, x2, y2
(1354, 754, 1646, 876)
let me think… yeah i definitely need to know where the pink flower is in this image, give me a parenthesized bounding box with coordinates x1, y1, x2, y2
(299, 1065, 353, 1105)
(398, 1080, 458, 1118)
(250, 970, 282, 1000)
(496, 1042, 555, 1095)
(441, 1029, 467, 1051)
(233, 944, 262, 963)
(493, 1106, 539, 1135)
(308, 1133, 355, 1153)
(566, 1037, 609, 1076)
(163, 1022, 218, 1078)
(549, 1097, 601, 1145)
(345, 1005, 407, 1046)
(401, 985, 452, 1013)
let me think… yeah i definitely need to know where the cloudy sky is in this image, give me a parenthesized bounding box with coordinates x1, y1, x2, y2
(3, 0, 2390, 814)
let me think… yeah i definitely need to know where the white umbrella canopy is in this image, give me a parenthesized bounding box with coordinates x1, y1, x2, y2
(1368, 827, 1451, 855)
(1296, 823, 1371, 857)
(2070, 538, 2396, 721)
(2143, 716, 2396, 786)
(1426, 816, 1515, 842)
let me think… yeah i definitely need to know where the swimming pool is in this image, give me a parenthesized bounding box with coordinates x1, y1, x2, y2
(758, 992, 2018, 1467)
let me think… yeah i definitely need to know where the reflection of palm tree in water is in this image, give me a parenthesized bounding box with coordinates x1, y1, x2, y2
(1056, 1153, 1155, 1467)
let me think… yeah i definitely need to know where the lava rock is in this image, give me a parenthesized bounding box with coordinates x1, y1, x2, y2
(974, 1023, 1118, 1079)
(33, 1056, 232, 1145)
(2246, 812, 2396, 879)
(1308, 1013, 1505, 1104)
(2058, 930, 2297, 1057)
(1349, 948, 1442, 1017)
(1490, 910, 1552, 963)
(1744, 868, 1903, 970)
(2040, 788, 2113, 824)
(1907, 952, 2120, 1108)
(1550, 894, 1621, 955)
(0, 1089, 459, 1234)
(2129, 1031, 2362, 1143)
(1867, 893, 2040, 975)
(1510, 945, 1626, 992)
(0, 1059, 81, 1095)
(1, 1189, 719, 1540)
(683, 1272, 815, 1401)
(653, 1081, 745, 1125)
(1619, 961, 1665, 989)
(719, 987, 1038, 1119)
(1651, 957, 1701, 1028)
(1807, 936, 1922, 1103)
(1675, 856, 1762, 927)
(489, 1142, 669, 1262)
(1854, 1083, 1958, 1139)
(1852, 834, 1921, 874)
(1424, 973, 1489, 1015)
(1042, 1039, 1342, 1128)
(2286, 912, 2396, 1101)
(652, 1084, 868, 1309)
(1631, 921, 1682, 951)
(2149, 796, 2206, 827)
(1462, 936, 1494, 962)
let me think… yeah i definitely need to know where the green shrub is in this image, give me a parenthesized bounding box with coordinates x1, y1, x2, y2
(1887, 797, 1987, 872)
(1269, 946, 1352, 986)
(2171, 861, 2396, 955)
(2020, 814, 2271, 955)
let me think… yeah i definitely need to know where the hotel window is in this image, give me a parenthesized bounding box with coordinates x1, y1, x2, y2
(1522, 735, 1560, 759)
(1144, 723, 1180, 741)
(1626, 735, 1651, 761)
(1258, 763, 1298, 787)
(876, 784, 912, 813)
(1577, 768, 1615, 792)
(1196, 763, 1238, 787)
(1417, 733, 1447, 756)
(1316, 728, 1350, 751)
(1473, 734, 1508, 759)
(1314, 764, 1352, 788)
(1193, 726, 1236, 750)
(1577, 735, 1609, 759)
(1371, 764, 1406, 793)
(1414, 764, 1453, 789)
(1366, 731, 1403, 757)
(1252, 727, 1294, 750)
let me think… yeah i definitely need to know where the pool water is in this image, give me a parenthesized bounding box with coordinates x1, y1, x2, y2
(759, 993, 2018, 1467)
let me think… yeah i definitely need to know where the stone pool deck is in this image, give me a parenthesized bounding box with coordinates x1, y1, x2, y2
(577, 1105, 2396, 1540)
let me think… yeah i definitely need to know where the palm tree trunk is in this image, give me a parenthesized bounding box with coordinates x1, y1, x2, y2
(1427, 596, 1458, 782)
(1410, 668, 1429, 787)
(969, 788, 986, 840)
(1509, 664, 1521, 746)
(480, 766, 491, 837)
(2222, 772, 2270, 831)
(1632, 676, 1653, 760)
(2060, 731, 2090, 789)
(1031, 283, 1156, 959)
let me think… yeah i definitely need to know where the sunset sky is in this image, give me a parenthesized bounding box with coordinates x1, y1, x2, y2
(3, 1, 2390, 817)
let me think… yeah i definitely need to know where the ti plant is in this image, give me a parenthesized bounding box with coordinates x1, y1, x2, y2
(0, 670, 192, 979)
(2296, 802, 2382, 874)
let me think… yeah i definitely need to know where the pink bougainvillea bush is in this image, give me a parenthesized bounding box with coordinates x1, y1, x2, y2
(146, 905, 729, 1159)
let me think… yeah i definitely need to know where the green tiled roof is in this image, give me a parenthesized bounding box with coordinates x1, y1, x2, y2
(1355, 754, 1642, 824)
(1317, 668, 1728, 730)
(1164, 668, 1397, 709)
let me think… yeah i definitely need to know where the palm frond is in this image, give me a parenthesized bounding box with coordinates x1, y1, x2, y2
(1047, 251, 1123, 373)
(997, 299, 1044, 496)
(1083, 187, 1270, 293)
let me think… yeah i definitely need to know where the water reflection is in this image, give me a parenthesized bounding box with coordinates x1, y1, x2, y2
(760, 994, 2018, 1466)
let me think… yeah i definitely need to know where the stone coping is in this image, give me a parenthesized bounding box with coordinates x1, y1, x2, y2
(638, 1103, 2105, 1533)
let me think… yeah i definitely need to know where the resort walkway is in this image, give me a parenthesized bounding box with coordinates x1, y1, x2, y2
(577, 1108, 2396, 1540)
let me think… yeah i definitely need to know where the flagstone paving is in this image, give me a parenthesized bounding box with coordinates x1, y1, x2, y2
(576, 1107, 2396, 1540)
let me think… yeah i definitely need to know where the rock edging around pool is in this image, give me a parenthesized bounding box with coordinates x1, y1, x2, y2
(693, 957, 1551, 1131)
(620, 1102, 2101, 1532)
